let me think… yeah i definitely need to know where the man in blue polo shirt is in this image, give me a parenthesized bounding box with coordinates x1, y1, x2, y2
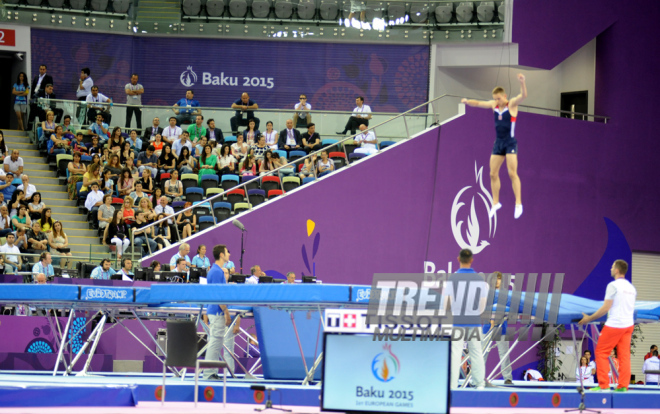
(450, 248, 487, 390)
(173, 89, 201, 126)
(204, 244, 232, 380)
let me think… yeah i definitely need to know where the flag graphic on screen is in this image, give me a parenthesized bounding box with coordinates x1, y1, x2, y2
(372, 344, 400, 382)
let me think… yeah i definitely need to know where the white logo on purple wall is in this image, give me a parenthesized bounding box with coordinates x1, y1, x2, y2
(450, 162, 497, 254)
(180, 66, 197, 87)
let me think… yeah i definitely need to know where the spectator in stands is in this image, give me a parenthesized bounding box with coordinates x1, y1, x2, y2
(125, 74, 143, 131)
(337, 96, 372, 136)
(576, 356, 595, 385)
(37, 207, 54, 233)
(81, 163, 103, 195)
(609, 348, 620, 384)
(230, 93, 259, 134)
(194, 136, 208, 159)
(72, 133, 88, 155)
(316, 150, 335, 174)
(223, 255, 236, 275)
(97, 194, 114, 231)
(137, 145, 158, 178)
(246, 265, 266, 284)
(259, 150, 277, 177)
(87, 114, 110, 143)
(17, 175, 36, 201)
(28, 64, 54, 127)
(151, 260, 161, 272)
(84, 182, 104, 220)
(120, 142, 136, 174)
(240, 154, 257, 177)
(120, 196, 135, 225)
(151, 134, 165, 157)
(108, 127, 124, 155)
(231, 133, 249, 163)
(278, 119, 302, 155)
(251, 135, 268, 161)
(293, 94, 312, 128)
(302, 123, 321, 154)
(126, 129, 143, 155)
(176, 202, 196, 239)
(158, 144, 177, 176)
(28, 193, 45, 222)
(153, 213, 172, 249)
(170, 242, 192, 269)
(192, 244, 211, 270)
(137, 168, 154, 195)
(86, 85, 113, 124)
(88, 136, 102, 155)
(0, 173, 14, 202)
(104, 210, 130, 259)
(40, 111, 57, 145)
(9, 190, 26, 218)
(11, 205, 31, 232)
(118, 258, 134, 282)
(205, 118, 224, 145)
(118, 169, 134, 197)
(0, 131, 8, 160)
(49, 221, 71, 269)
(137, 197, 156, 221)
(273, 153, 293, 177)
(76, 67, 93, 102)
(643, 350, 660, 385)
(645, 345, 657, 361)
(263, 121, 278, 150)
(584, 350, 596, 377)
(0, 205, 11, 237)
(164, 170, 184, 202)
(129, 182, 148, 207)
(102, 155, 120, 184)
(154, 197, 176, 239)
(90, 259, 115, 280)
(26, 221, 48, 262)
(173, 89, 201, 126)
(143, 117, 163, 143)
(12, 72, 29, 131)
(187, 115, 207, 143)
(198, 145, 217, 183)
(286, 272, 296, 284)
(36, 273, 46, 284)
(49, 125, 71, 156)
(67, 152, 87, 200)
(4, 150, 24, 177)
(32, 252, 54, 281)
(162, 116, 182, 145)
(217, 144, 237, 178)
(299, 153, 317, 179)
(0, 233, 22, 274)
(61, 115, 75, 137)
(243, 119, 260, 146)
(151, 188, 163, 205)
(173, 131, 193, 158)
(353, 124, 378, 155)
(131, 211, 157, 255)
(177, 146, 196, 175)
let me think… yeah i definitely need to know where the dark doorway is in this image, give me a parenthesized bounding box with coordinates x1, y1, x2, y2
(560, 91, 588, 121)
(0, 53, 14, 130)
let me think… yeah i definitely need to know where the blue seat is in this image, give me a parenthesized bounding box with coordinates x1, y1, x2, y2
(201, 174, 219, 194)
(193, 201, 212, 216)
(247, 189, 266, 206)
(321, 139, 339, 149)
(221, 174, 239, 191)
(213, 201, 232, 223)
(379, 140, 396, 150)
(224, 136, 237, 143)
(198, 215, 216, 231)
(172, 201, 186, 212)
(81, 154, 92, 162)
(289, 150, 306, 158)
(349, 153, 366, 163)
(274, 150, 287, 159)
(302, 177, 315, 185)
(185, 187, 204, 203)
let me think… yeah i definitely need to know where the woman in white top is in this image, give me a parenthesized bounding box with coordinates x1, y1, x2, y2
(231, 134, 249, 162)
(263, 121, 279, 150)
(217, 144, 237, 178)
(299, 154, 317, 179)
(316, 150, 335, 175)
(576, 356, 594, 384)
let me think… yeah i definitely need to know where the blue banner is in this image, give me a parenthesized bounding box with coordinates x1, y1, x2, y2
(80, 286, 133, 303)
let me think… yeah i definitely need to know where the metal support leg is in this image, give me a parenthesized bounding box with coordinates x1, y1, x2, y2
(65, 314, 106, 376)
(302, 352, 323, 386)
(76, 314, 107, 376)
(52, 310, 74, 376)
(289, 311, 310, 377)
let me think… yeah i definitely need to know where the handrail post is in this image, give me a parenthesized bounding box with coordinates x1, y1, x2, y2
(403, 114, 410, 139)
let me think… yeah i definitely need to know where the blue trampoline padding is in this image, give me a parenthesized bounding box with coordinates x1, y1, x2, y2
(0, 384, 138, 407)
(80, 286, 135, 302)
(254, 307, 322, 380)
(0, 284, 79, 301)
(135, 287, 152, 303)
(149, 284, 352, 304)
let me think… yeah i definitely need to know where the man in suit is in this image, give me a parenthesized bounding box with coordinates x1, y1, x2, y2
(277, 119, 302, 156)
(142, 117, 164, 143)
(205, 118, 224, 146)
(28, 64, 54, 127)
(34, 84, 63, 123)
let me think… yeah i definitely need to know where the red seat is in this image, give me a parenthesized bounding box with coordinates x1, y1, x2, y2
(227, 189, 245, 197)
(160, 173, 171, 181)
(262, 176, 280, 184)
(267, 190, 283, 199)
(112, 197, 124, 204)
(329, 152, 346, 159)
(298, 164, 304, 172)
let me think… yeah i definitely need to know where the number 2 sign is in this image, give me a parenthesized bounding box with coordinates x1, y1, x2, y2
(0, 29, 16, 47)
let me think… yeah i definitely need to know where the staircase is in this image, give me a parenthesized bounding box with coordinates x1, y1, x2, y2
(136, 0, 181, 23)
(5, 131, 109, 262)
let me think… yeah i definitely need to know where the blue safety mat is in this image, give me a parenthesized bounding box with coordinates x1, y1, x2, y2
(0, 383, 138, 407)
(0, 284, 79, 301)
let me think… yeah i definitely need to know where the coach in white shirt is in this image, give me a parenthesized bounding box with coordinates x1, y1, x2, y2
(4, 150, 24, 177)
(86, 85, 113, 124)
(336, 96, 372, 135)
(162, 117, 183, 145)
(579, 260, 636, 391)
(643, 351, 660, 385)
(0, 233, 22, 274)
(353, 124, 378, 156)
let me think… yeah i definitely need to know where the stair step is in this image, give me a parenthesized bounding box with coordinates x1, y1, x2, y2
(42, 198, 77, 207)
(36, 190, 70, 200)
(59, 220, 96, 230)
(23, 163, 51, 171)
(59, 228, 99, 237)
(8, 142, 38, 150)
(28, 176, 61, 186)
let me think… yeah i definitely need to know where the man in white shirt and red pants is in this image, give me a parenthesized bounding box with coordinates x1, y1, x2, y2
(579, 260, 637, 392)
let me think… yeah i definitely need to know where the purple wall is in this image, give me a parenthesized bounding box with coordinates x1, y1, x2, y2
(30, 29, 429, 113)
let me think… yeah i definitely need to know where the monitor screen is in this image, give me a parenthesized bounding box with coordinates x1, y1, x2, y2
(322, 333, 450, 414)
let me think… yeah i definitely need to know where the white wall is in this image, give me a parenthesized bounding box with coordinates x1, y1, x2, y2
(430, 39, 597, 122)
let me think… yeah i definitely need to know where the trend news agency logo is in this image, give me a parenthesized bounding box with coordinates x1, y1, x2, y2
(451, 162, 497, 254)
(180, 66, 197, 87)
(372, 344, 400, 382)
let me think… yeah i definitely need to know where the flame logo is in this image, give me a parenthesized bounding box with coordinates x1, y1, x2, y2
(372, 344, 400, 382)
(180, 66, 197, 87)
(450, 162, 497, 254)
